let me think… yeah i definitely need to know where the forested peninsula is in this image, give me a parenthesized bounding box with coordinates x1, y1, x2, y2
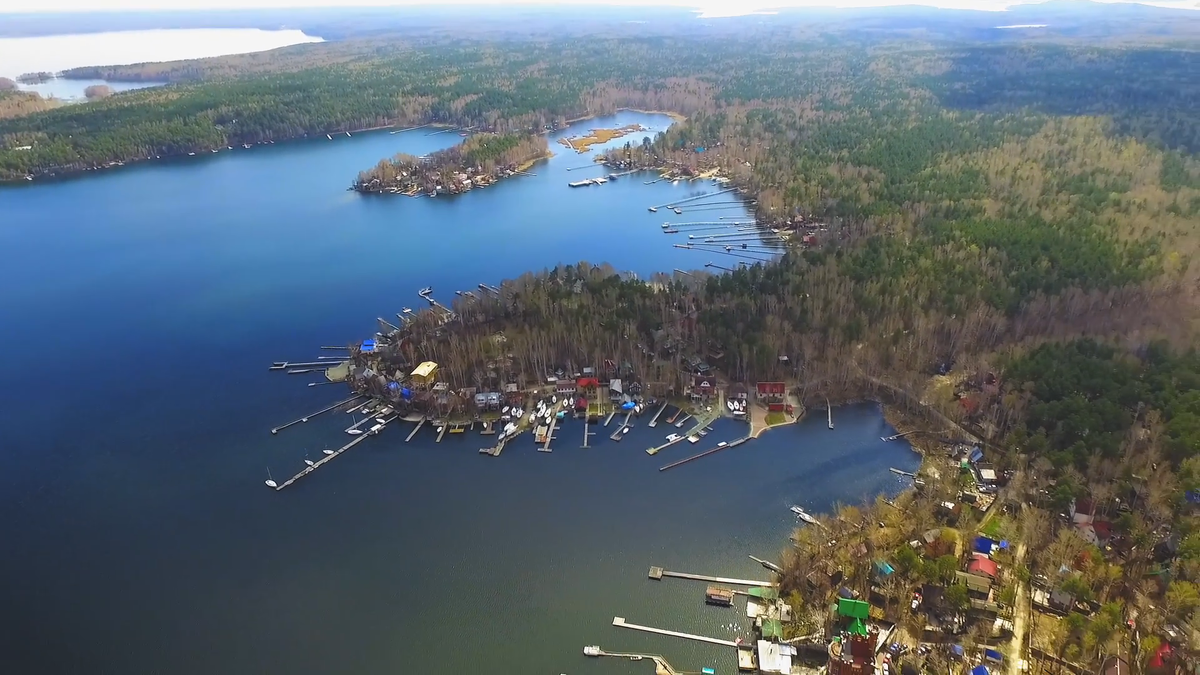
(4, 13, 1200, 672)
(353, 132, 548, 195)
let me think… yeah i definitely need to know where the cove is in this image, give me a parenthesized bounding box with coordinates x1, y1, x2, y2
(0, 111, 916, 674)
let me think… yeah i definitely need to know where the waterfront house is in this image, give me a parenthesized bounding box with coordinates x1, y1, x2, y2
(503, 383, 523, 405)
(756, 381, 787, 403)
(692, 375, 716, 401)
(555, 381, 577, 396)
(411, 361, 439, 388)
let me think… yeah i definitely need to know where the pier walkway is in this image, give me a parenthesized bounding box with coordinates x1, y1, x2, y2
(540, 415, 558, 452)
(270, 394, 361, 434)
(648, 402, 668, 428)
(406, 417, 427, 442)
(584, 646, 680, 675)
(648, 566, 772, 587)
(659, 436, 750, 471)
(612, 617, 738, 647)
(273, 422, 381, 490)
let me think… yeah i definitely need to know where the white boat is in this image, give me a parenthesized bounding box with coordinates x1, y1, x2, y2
(327, 134, 333, 140)
(666, 433, 681, 442)
(420, 286, 432, 295)
(323, 449, 334, 455)
(622, 426, 630, 434)
(304, 459, 315, 467)
(699, 429, 708, 437)
(727, 399, 735, 412)
(688, 434, 700, 443)
(529, 412, 536, 423)
(717, 441, 728, 448)
(551, 396, 557, 404)
(347, 429, 363, 435)
(584, 645, 601, 657)
(790, 506, 819, 525)
(265, 467, 278, 488)
(369, 423, 383, 434)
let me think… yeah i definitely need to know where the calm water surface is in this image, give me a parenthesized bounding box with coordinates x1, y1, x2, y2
(0, 112, 916, 674)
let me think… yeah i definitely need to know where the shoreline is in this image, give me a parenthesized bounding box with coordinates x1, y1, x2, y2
(1, 110, 675, 186)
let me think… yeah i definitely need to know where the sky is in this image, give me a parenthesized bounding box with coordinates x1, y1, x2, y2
(0, 0, 1197, 14)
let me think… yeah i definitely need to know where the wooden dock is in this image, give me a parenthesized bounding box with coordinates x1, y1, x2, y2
(582, 416, 593, 448)
(647, 566, 772, 587)
(889, 467, 916, 477)
(583, 647, 680, 675)
(540, 415, 558, 452)
(659, 436, 750, 471)
(674, 414, 691, 428)
(436, 422, 448, 443)
(273, 422, 380, 491)
(648, 402, 668, 428)
(604, 410, 616, 427)
(406, 417, 427, 442)
(270, 394, 362, 434)
(610, 411, 633, 441)
(611, 617, 739, 648)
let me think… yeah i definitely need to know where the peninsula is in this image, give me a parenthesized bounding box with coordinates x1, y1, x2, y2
(353, 132, 549, 196)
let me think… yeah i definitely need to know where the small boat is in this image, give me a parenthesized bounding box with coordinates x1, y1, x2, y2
(347, 429, 363, 435)
(243, 144, 251, 149)
(688, 434, 700, 443)
(346, 132, 351, 137)
(304, 459, 315, 467)
(502, 406, 510, 414)
(717, 441, 728, 448)
(187, 152, 196, 156)
(648, 206, 658, 212)
(790, 506, 819, 525)
(326, 134, 332, 140)
(265, 467, 277, 488)
(666, 433, 681, 442)
(673, 207, 682, 214)
(323, 449, 334, 456)
(584, 645, 601, 657)
(419, 286, 432, 295)
(528, 412, 536, 423)
(699, 429, 708, 437)
(551, 396, 557, 404)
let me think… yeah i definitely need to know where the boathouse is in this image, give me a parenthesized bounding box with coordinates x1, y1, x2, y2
(411, 361, 439, 387)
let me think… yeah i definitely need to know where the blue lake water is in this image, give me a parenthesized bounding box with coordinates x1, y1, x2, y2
(0, 112, 918, 674)
(16, 77, 165, 101)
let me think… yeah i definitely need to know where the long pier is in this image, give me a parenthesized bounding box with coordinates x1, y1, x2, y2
(889, 467, 916, 478)
(659, 436, 750, 471)
(647, 566, 772, 587)
(406, 417, 427, 442)
(604, 410, 616, 427)
(610, 411, 633, 442)
(648, 402, 668, 428)
(583, 647, 679, 675)
(611, 617, 739, 647)
(270, 395, 362, 434)
(647, 187, 738, 211)
(582, 416, 593, 448)
(273, 423, 379, 490)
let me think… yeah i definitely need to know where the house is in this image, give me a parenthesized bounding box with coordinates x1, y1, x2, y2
(756, 381, 787, 402)
(692, 375, 716, 400)
(728, 382, 749, 402)
(975, 463, 998, 487)
(486, 392, 501, 410)
(967, 553, 998, 580)
(473, 393, 488, 409)
(410, 361, 438, 387)
(1071, 499, 1096, 526)
(555, 380, 577, 396)
(503, 383, 523, 405)
(1049, 589, 1074, 613)
(609, 378, 624, 403)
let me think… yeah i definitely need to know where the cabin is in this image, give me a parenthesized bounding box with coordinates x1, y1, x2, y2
(503, 383, 523, 405)
(411, 361, 439, 387)
(609, 378, 625, 403)
(555, 380, 577, 396)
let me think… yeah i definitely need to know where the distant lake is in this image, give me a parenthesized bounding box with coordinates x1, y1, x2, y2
(1, 28, 321, 98)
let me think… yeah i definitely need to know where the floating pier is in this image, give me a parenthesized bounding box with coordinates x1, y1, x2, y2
(272, 422, 380, 491)
(648, 402, 668, 428)
(270, 395, 362, 435)
(611, 617, 739, 648)
(609, 411, 633, 442)
(889, 467, 916, 478)
(658, 436, 750, 471)
(673, 414, 691, 428)
(604, 410, 616, 427)
(436, 422, 448, 443)
(646, 187, 738, 211)
(827, 397, 833, 429)
(647, 566, 772, 587)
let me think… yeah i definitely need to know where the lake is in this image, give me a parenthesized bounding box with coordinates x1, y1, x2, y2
(0, 112, 918, 674)
(1, 28, 321, 99)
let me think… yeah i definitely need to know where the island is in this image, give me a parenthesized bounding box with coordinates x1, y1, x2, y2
(558, 123, 647, 153)
(353, 133, 550, 196)
(16, 72, 55, 85)
(83, 84, 114, 100)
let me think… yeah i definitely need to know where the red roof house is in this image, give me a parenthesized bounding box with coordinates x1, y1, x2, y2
(967, 554, 998, 579)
